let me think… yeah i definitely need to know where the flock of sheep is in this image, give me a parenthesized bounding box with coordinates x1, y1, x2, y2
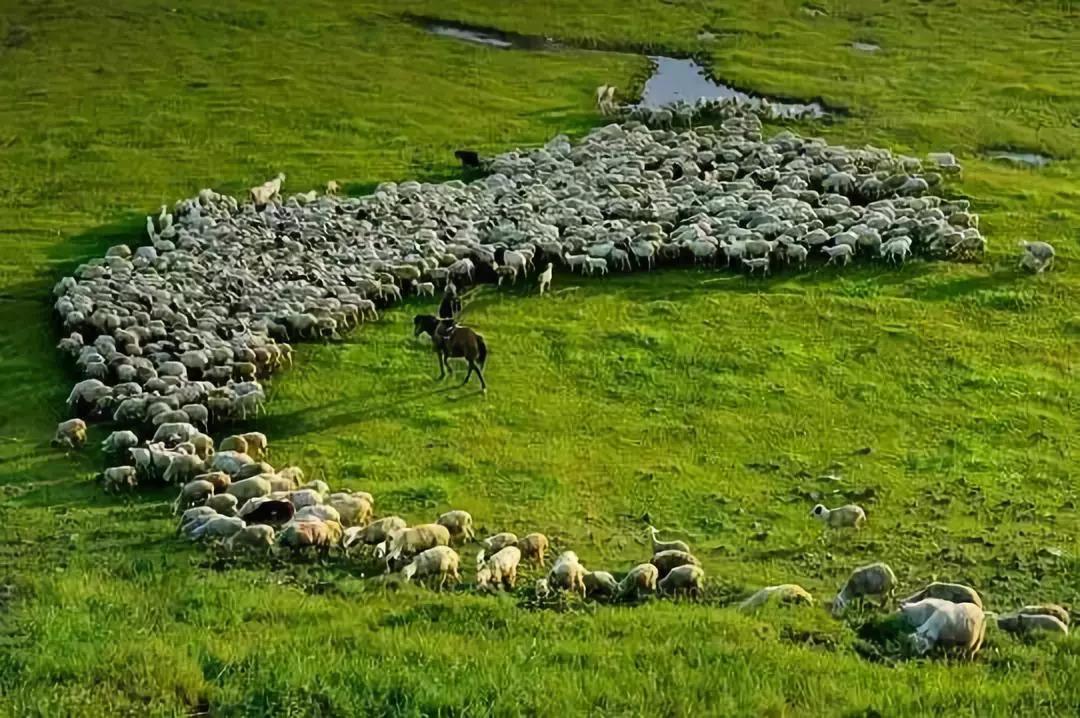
(47, 97, 1064, 661)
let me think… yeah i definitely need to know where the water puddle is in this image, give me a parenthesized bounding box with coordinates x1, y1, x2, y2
(639, 57, 826, 117)
(851, 42, 880, 53)
(988, 151, 1051, 167)
(422, 19, 828, 119)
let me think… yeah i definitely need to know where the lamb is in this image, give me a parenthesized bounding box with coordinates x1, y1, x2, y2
(225, 525, 275, 553)
(831, 562, 897, 616)
(1018, 240, 1055, 273)
(647, 526, 690, 555)
(910, 600, 987, 658)
(476, 546, 521, 592)
(583, 570, 619, 598)
(538, 263, 553, 295)
(595, 84, 617, 115)
(481, 532, 519, 558)
(810, 503, 866, 529)
(617, 563, 659, 600)
(997, 612, 1069, 637)
(400, 546, 461, 590)
(821, 244, 854, 266)
(205, 493, 239, 516)
(584, 257, 609, 276)
(655, 564, 703, 596)
(738, 584, 814, 611)
(517, 533, 549, 566)
(436, 510, 475, 544)
(564, 253, 588, 273)
(172, 479, 215, 514)
(741, 256, 770, 276)
(415, 282, 436, 297)
(52, 418, 87, 449)
(547, 551, 587, 597)
(385, 523, 452, 570)
(650, 550, 701, 579)
(899, 582, 983, 609)
(102, 466, 138, 492)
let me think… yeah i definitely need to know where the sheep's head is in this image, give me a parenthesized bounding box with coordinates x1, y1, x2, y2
(830, 594, 848, 617)
(810, 504, 828, 520)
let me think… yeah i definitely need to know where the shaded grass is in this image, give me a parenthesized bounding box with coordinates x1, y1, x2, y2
(0, 0, 1078, 715)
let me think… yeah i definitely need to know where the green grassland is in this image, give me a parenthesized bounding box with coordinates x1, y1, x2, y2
(1, 0, 1079, 715)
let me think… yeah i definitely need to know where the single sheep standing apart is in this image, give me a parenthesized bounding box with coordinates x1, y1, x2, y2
(810, 503, 866, 529)
(538, 263, 553, 295)
(739, 584, 814, 611)
(52, 418, 87, 449)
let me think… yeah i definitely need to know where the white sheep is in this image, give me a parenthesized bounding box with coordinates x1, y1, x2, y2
(584, 257, 609, 276)
(881, 237, 912, 264)
(517, 532, 549, 566)
(205, 493, 239, 516)
(741, 256, 770, 276)
(102, 466, 138, 492)
(832, 562, 896, 616)
(52, 418, 87, 449)
(386, 523, 452, 570)
(910, 600, 987, 658)
(650, 550, 700, 579)
(899, 582, 982, 608)
(647, 526, 690, 555)
(163, 454, 206, 485)
(617, 563, 659, 600)
(415, 281, 436, 297)
(188, 515, 246, 541)
(821, 244, 854, 266)
(101, 430, 139, 456)
(738, 584, 814, 611)
(225, 476, 272, 506)
(344, 516, 406, 549)
(241, 432, 269, 459)
(250, 173, 285, 206)
(172, 479, 215, 514)
(658, 564, 705, 596)
(481, 532, 519, 559)
(997, 612, 1069, 637)
(547, 551, 587, 597)
(289, 488, 324, 510)
(436, 510, 475, 544)
(400, 545, 460, 590)
(583, 570, 619, 598)
(810, 503, 866, 529)
(326, 180, 341, 195)
(225, 524, 275, 553)
(295, 504, 341, 524)
(1015, 604, 1070, 625)
(1018, 240, 1055, 273)
(476, 546, 521, 592)
(327, 492, 373, 527)
(538, 263, 553, 295)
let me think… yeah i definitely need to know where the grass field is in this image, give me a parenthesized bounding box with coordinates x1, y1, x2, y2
(1, 0, 1079, 715)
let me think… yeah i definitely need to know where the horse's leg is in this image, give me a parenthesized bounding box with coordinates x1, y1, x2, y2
(437, 351, 447, 380)
(473, 359, 487, 391)
(462, 358, 474, 387)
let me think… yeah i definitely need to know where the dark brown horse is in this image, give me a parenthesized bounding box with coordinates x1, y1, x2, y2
(433, 319, 488, 391)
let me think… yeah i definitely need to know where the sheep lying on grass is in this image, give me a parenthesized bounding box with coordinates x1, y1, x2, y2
(401, 546, 460, 590)
(997, 612, 1069, 637)
(739, 584, 814, 611)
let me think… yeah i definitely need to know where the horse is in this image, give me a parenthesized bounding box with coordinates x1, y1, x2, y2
(432, 319, 488, 391)
(413, 314, 439, 339)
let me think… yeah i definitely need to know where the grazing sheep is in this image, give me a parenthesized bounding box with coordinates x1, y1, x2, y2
(289, 488, 324, 510)
(225, 524, 275, 553)
(899, 597, 954, 628)
(172, 479, 215, 514)
(102, 466, 138, 492)
(516, 533, 550, 566)
(101, 430, 139, 458)
(234, 461, 275, 481)
(537, 263, 553, 295)
(1016, 604, 1070, 625)
(617, 563, 659, 600)
(436, 510, 475, 544)
(52, 418, 87, 449)
(739, 584, 814, 611)
(328, 493, 373, 527)
(206, 493, 239, 516)
(152, 422, 200, 446)
(534, 577, 552, 599)
(295, 504, 341, 523)
(547, 551, 587, 597)
(997, 612, 1069, 637)
(345, 516, 406, 548)
(658, 564, 705, 596)
(191, 433, 215, 461)
(650, 550, 701, 579)
(218, 435, 249, 456)
(647, 526, 690, 555)
(832, 562, 897, 616)
(188, 515, 246, 541)
(400, 546, 461, 589)
(900, 582, 982, 609)
(279, 519, 343, 555)
(163, 454, 206, 485)
(482, 532, 519, 558)
(911, 601, 987, 658)
(196, 471, 231, 493)
(225, 476, 272, 506)
(305, 480, 333, 496)
(583, 570, 619, 598)
(277, 466, 305, 486)
(476, 546, 521, 592)
(821, 244, 854, 266)
(386, 524, 452, 570)
(810, 503, 867, 529)
(178, 506, 216, 532)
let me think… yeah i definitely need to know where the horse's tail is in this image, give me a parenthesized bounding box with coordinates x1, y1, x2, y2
(476, 334, 488, 369)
